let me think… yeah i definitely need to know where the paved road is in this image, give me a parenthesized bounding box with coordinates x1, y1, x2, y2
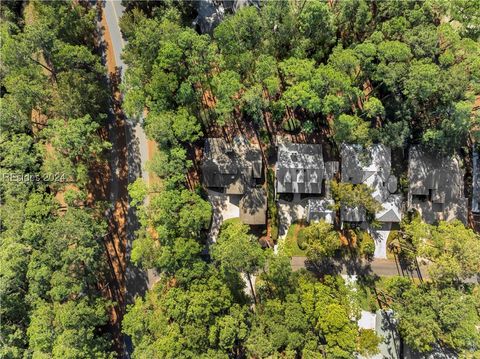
(291, 256, 429, 279)
(291, 256, 480, 284)
(103, 1, 159, 299)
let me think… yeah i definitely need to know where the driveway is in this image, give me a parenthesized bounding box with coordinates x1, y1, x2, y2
(207, 190, 240, 242)
(277, 200, 306, 239)
(369, 223, 391, 259)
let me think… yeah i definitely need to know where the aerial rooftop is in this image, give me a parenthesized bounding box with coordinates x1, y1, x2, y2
(341, 144, 401, 224)
(202, 136, 262, 195)
(276, 142, 324, 194)
(408, 145, 467, 224)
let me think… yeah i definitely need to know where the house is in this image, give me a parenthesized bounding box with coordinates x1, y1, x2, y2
(202, 136, 266, 225)
(276, 142, 324, 195)
(340, 144, 402, 258)
(340, 144, 402, 226)
(408, 146, 467, 224)
(202, 137, 262, 194)
(306, 198, 334, 224)
(239, 187, 267, 225)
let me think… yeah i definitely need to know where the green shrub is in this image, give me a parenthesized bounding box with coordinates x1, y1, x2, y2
(297, 229, 307, 250)
(271, 224, 279, 241)
(282, 118, 301, 132)
(360, 231, 375, 259)
(387, 230, 399, 247)
(270, 100, 286, 123)
(267, 168, 278, 241)
(302, 120, 315, 134)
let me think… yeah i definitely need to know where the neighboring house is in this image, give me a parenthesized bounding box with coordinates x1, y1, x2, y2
(340, 144, 402, 226)
(306, 198, 334, 224)
(276, 142, 324, 195)
(340, 144, 402, 259)
(408, 146, 467, 224)
(239, 187, 267, 225)
(472, 151, 480, 213)
(202, 136, 266, 225)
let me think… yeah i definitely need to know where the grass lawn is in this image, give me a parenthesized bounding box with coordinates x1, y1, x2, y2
(284, 222, 307, 256)
(222, 217, 242, 226)
(386, 230, 398, 260)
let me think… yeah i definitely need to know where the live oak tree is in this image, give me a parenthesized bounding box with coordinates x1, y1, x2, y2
(331, 181, 382, 219)
(212, 220, 266, 304)
(404, 219, 480, 284)
(385, 277, 480, 355)
(0, 2, 113, 357)
(122, 269, 249, 359)
(300, 220, 342, 261)
(333, 114, 371, 146)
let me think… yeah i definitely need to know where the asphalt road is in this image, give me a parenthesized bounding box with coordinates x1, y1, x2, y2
(291, 256, 480, 283)
(103, 1, 158, 299)
(291, 256, 429, 279)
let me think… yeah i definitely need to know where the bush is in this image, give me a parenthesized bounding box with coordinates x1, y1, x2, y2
(267, 168, 278, 241)
(282, 118, 301, 132)
(387, 230, 399, 248)
(271, 224, 279, 241)
(360, 231, 375, 259)
(302, 120, 315, 134)
(270, 100, 286, 123)
(297, 229, 307, 250)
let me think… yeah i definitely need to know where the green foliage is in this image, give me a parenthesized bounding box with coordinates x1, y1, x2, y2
(333, 114, 371, 146)
(302, 120, 315, 135)
(363, 97, 385, 119)
(282, 118, 301, 133)
(357, 329, 381, 358)
(147, 147, 192, 188)
(213, 220, 266, 277)
(0, 2, 113, 357)
(149, 188, 212, 241)
(248, 273, 363, 359)
(297, 229, 307, 251)
(419, 220, 480, 284)
(212, 70, 242, 125)
(385, 279, 480, 354)
(372, 120, 410, 148)
(267, 169, 279, 241)
(128, 178, 148, 208)
(300, 221, 341, 261)
(331, 181, 382, 219)
(41, 115, 111, 186)
(241, 84, 267, 123)
(356, 231, 375, 259)
(284, 222, 307, 256)
(122, 271, 248, 358)
(145, 108, 202, 149)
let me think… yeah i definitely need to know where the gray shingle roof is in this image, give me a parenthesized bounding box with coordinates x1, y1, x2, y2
(276, 143, 324, 194)
(341, 206, 366, 222)
(240, 187, 267, 225)
(408, 145, 467, 224)
(340, 144, 401, 224)
(201, 137, 262, 193)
